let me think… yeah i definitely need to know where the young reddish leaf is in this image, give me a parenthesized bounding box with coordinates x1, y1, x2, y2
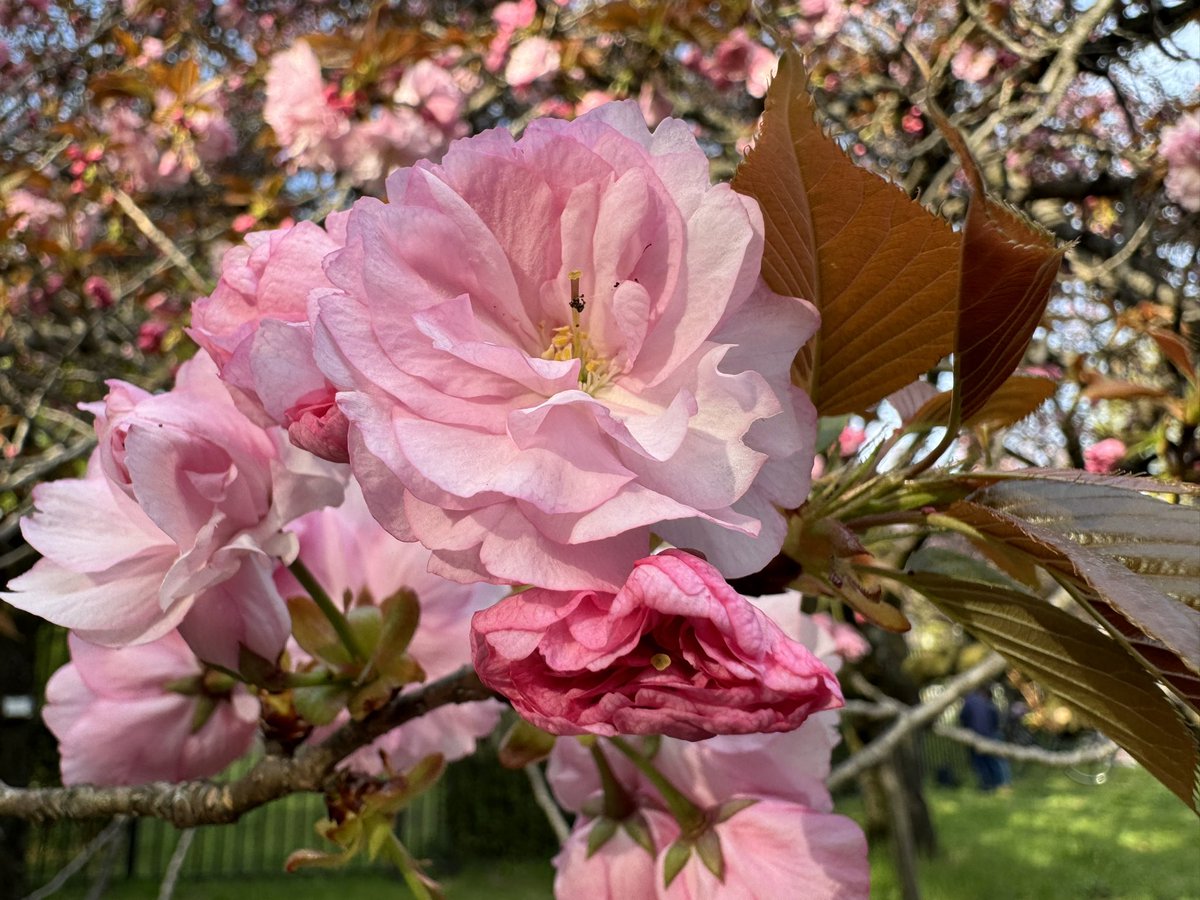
(1079, 372, 1169, 402)
(946, 481, 1200, 711)
(910, 375, 1055, 431)
(731, 50, 961, 415)
(929, 111, 1065, 422)
(903, 565, 1200, 813)
(944, 468, 1200, 495)
(1149, 327, 1197, 381)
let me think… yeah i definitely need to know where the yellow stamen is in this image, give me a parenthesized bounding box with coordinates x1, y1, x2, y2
(650, 653, 671, 671)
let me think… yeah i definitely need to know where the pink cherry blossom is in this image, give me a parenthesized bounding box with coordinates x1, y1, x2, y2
(190, 214, 352, 461)
(1083, 437, 1126, 474)
(487, 0, 538, 71)
(470, 550, 841, 740)
(505, 36, 561, 89)
(263, 40, 352, 171)
(693, 30, 777, 98)
(812, 612, 871, 662)
(312, 101, 818, 589)
(1161, 110, 1200, 213)
(2, 353, 344, 668)
(43, 632, 259, 785)
(554, 808, 679, 899)
(951, 43, 999, 85)
(658, 800, 869, 899)
(278, 484, 505, 771)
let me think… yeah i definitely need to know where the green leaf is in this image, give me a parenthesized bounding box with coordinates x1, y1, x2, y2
(288, 595, 352, 668)
(903, 561, 1200, 813)
(293, 684, 350, 726)
(947, 480, 1200, 711)
(496, 718, 557, 769)
(731, 50, 961, 415)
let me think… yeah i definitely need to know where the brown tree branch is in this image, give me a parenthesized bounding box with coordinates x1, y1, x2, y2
(0, 667, 494, 826)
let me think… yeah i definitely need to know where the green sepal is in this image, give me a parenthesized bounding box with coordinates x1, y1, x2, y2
(189, 694, 217, 733)
(237, 644, 284, 690)
(164, 674, 202, 695)
(714, 797, 758, 824)
(662, 840, 692, 888)
(694, 827, 725, 882)
(586, 817, 618, 857)
(622, 812, 656, 855)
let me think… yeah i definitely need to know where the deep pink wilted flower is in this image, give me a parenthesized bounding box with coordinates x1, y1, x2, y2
(43, 632, 259, 785)
(470, 550, 841, 740)
(1, 353, 344, 668)
(313, 101, 818, 590)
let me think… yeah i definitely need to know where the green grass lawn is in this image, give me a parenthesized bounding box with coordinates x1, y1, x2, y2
(46, 764, 1197, 899)
(850, 764, 1200, 900)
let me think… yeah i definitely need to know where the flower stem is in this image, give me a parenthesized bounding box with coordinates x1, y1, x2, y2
(589, 743, 635, 821)
(607, 737, 705, 835)
(288, 558, 366, 663)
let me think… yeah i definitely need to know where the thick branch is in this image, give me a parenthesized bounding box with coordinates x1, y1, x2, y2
(0, 667, 493, 826)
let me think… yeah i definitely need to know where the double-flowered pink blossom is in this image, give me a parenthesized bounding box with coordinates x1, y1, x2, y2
(190, 213, 352, 461)
(553, 809, 680, 900)
(277, 484, 505, 771)
(43, 632, 259, 785)
(2, 353, 344, 668)
(471, 550, 840, 740)
(263, 40, 352, 172)
(312, 101, 818, 590)
(1083, 437, 1126, 474)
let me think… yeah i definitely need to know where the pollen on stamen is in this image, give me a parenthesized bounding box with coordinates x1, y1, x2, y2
(538, 268, 612, 394)
(650, 653, 671, 671)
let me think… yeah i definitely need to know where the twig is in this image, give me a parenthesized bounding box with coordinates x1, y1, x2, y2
(0, 667, 494, 826)
(24, 816, 127, 900)
(933, 725, 1118, 766)
(829, 653, 1008, 790)
(111, 187, 210, 295)
(524, 763, 570, 846)
(157, 829, 195, 900)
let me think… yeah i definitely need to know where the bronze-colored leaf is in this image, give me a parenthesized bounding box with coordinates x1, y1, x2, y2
(904, 562, 1200, 813)
(1079, 372, 1168, 402)
(947, 480, 1200, 711)
(731, 50, 961, 415)
(911, 375, 1055, 431)
(1149, 327, 1197, 381)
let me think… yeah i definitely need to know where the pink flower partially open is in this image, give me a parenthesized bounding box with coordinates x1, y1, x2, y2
(189, 214, 352, 461)
(470, 550, 841, 740)
(313, 101, 818, 590)
(43, 632, 259, 785)
(1161, 111, 1200, 213)
(2, 353, 344, 668)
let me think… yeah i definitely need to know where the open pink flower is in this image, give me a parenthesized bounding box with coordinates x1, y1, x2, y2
(505, 36, 561, 88)
(313, 101, 818, 590)
(471, 550, 841, 740)
(2, 353, 344, 668)
(190, 214, 351, 460)
(658, 800, 869, 899)
(277, 484, 505, 771)
(43, 632, 259, 785)
(263, 40, 352, 170)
